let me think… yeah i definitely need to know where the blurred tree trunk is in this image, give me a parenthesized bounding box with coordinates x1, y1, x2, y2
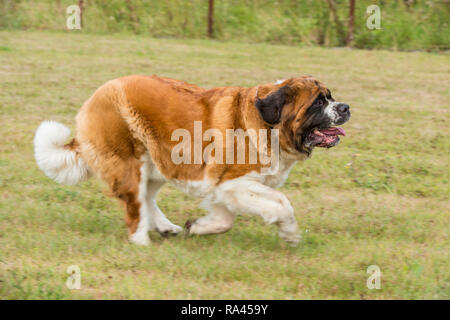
(325, 0, 346, 46)
(347, 0, 355, 46)
(317, 8, 329, 46)
(182, 0, 189, 32)
(208, 0, 214, 38)
(126, 0, 139, 33)
(403, 0, 414, 9)
(78, 0, 84, 29)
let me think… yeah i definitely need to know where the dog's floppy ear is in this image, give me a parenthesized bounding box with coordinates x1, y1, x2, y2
(255, 85, 293, 125)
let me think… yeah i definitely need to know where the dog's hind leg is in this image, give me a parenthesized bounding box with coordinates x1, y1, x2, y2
(107, 159, 150, 246)
(185, 200, 236, 236)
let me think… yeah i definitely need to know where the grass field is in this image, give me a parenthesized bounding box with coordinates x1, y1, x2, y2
(0, 31, 448, 299)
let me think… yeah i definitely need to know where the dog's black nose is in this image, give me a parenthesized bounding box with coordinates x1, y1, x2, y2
(337, 103, 350, 114)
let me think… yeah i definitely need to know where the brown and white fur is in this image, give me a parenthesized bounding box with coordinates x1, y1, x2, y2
(34, 75, 350, 246)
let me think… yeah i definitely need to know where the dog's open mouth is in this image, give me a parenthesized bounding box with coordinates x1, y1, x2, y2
(309, 127, 346, 148)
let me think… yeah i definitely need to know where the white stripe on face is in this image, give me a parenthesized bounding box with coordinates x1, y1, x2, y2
(324, 98, 340, 125)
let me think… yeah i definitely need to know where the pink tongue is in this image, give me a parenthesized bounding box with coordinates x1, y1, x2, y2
(320, 127, 346, 136)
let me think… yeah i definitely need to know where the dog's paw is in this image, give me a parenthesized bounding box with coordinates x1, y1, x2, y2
(183, 219, 196, 237)
(279, 230, 301, 246)
(129, 231, 150, 246)
(157, 222, 183, 238)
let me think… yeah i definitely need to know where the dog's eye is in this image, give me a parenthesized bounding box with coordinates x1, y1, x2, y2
(316, 98, 325, 107)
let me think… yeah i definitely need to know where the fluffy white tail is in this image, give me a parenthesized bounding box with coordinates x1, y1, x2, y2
(34, 121, 90, 185)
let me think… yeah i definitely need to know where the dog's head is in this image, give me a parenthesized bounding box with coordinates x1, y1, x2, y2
(255, 77, 351, 156)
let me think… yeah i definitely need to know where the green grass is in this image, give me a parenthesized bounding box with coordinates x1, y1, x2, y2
(0, 31, 449, 299)
(1, 0, 449, 51)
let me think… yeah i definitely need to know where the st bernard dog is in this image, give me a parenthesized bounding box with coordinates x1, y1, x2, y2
(34, 75, 350, 246)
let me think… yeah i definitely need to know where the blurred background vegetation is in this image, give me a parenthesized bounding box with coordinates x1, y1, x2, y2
(0, 0, 449, 51)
